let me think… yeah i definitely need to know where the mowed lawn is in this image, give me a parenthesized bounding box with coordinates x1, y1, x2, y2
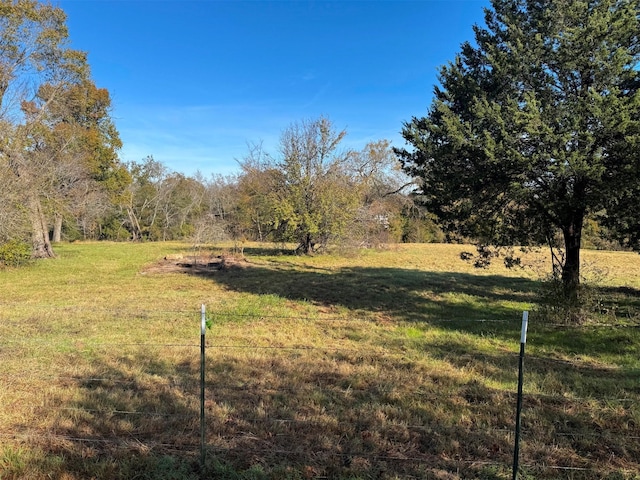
(1, 242, 639, 479)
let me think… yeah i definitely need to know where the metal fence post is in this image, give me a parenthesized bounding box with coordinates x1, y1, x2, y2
(200, 304, 206, 472)
(512, 310, 528, 480)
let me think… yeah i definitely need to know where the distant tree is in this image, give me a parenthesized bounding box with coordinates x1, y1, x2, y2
(0, 160, 28, 244)
(202, 173, 237, 223)
(600, 157, 640, 252)
(276, 117, 360, 253)
(123, 156, 172, 241)
(156, 173, 205, 240)
(400, 202, 445, 244)
(347, 139, 415, 245)
(121, 157, 208, 241)
(238, 117, 361, 253)
(199, 173, 237, 242)
(235, 143, 282, 242)
(396, 0, 640, 300)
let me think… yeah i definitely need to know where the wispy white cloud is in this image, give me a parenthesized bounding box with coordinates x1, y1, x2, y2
(60, 0, 490, 177)
(115, 102, 291, 175)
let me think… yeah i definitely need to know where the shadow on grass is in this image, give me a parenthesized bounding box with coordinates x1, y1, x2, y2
(201, 350, 516, 479)
(194, 260, 640, 357)
(209, 349, 639, 479)
(241, 246, 298, 257)
(9, 347, 519, 479)
(534, 325, 640, 358)
(6, 254, 639, 478)
(596, 285, 640, 319)
(211, 261, 540, 323)
(13, 352, 202, 479)
(8, 344, 640, 479)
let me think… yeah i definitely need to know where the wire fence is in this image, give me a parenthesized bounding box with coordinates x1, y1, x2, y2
(1, 304, 639, 479)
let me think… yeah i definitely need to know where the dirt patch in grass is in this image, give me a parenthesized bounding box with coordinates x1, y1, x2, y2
(141, 253, 248, 276)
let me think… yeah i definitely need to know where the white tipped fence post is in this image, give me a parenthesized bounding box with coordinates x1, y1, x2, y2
(512, 311, 528, 480)
(200, 304, 206, 472)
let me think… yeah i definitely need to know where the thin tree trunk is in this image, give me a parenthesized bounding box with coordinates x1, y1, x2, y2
(255, 213, 263, 242)
(126, 206, 142, 241)
(29, 195, 55, 258)
(52, 213, 63, 243)
(298, 233, 313, 254)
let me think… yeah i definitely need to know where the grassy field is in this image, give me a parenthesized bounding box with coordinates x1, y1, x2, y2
(1, 241, 639, 479)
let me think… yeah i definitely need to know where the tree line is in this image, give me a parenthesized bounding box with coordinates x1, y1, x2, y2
(79, 124, 442, 250)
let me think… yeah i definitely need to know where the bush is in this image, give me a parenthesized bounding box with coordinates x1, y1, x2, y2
(0, 240, 31, 267)
(401, 215, 445, 243)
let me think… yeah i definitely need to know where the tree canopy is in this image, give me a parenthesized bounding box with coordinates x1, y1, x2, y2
(238, 117, 361, 253)
(233, 117, 420, 253)
(396, 0, 640, 298)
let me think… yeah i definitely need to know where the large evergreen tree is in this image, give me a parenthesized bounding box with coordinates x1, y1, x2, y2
(396, 0, 640, 298)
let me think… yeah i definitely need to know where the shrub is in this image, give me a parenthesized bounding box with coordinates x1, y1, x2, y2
(0, 240, 31, 267)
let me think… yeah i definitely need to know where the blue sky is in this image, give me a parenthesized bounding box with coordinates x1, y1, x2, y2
(58, 0, 490, 176)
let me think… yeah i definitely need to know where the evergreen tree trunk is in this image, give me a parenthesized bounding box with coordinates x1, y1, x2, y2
(29, 195, 55, 259)
(561, 212, 584, 303)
